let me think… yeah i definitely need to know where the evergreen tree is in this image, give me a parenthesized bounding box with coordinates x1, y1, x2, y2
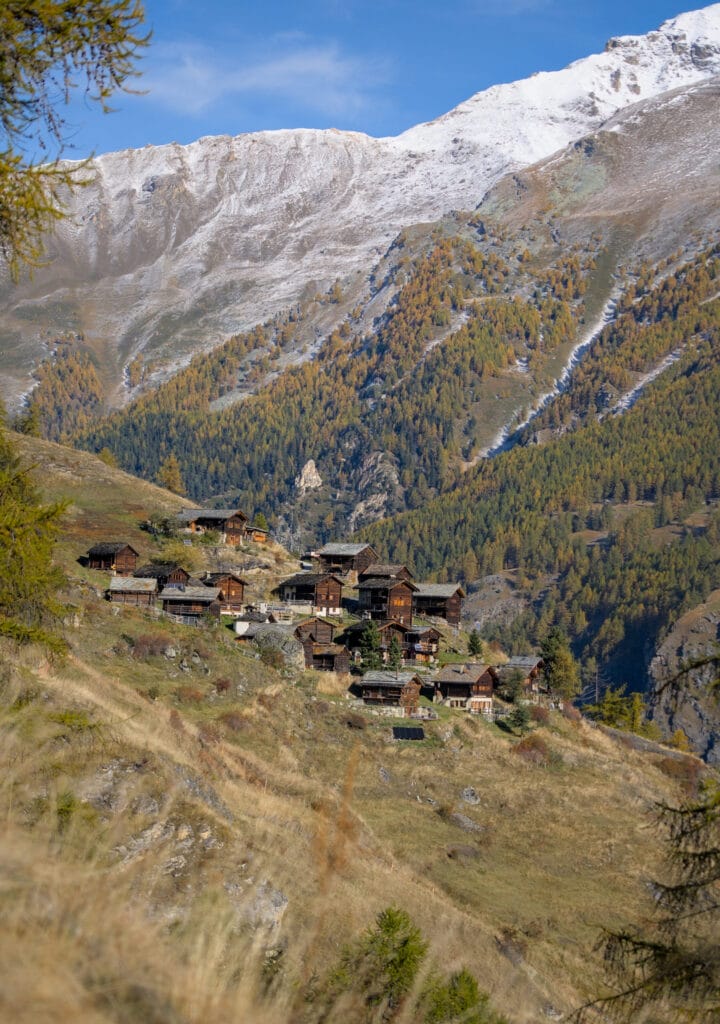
(468, 628, 483, 658)
(359, 620, 382, 671)
(387, 634, 403, 671)
(541, 628, 580, 701)
(0, 425, 67, 650)
(576, 782, 720, 1023)
(156, 453, 184, 495)
(508, 702, 531, 734)
(0, 0, 148, 273)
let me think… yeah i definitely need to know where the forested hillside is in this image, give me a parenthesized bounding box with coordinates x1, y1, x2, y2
(363, 244, 720, 713)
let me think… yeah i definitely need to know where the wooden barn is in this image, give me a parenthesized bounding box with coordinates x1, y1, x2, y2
(245, 524, 268, 544)
(435, 663, 497, 710)
(86, 542, 139, 575)
(413, 583, 466, 626)
(107, 576, 157, 606)
(177, 508, 248, 546)
(316, 543, 378, 577)
(302, 642, 351, 674)
(134, 563, 190, 589)
(159, 586, 221, 625)
(204, 572, 247, 612)
(294, 617, 337, 645)
(358, 670, 425, 710)
(356, 578, 417, 628)
(274, 573, 343, 616)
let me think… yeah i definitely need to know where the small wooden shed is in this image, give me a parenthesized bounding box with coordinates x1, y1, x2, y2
(107, 576, 157, 605)
(87, 542, 139, 575)
(159, 586, 221, 625)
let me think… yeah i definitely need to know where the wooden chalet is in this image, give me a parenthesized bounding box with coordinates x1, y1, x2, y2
(316, 542, 378, 577)
(356, 578, 417, 628)
(134, 562, 190, 589)
(358, 563, 414, 583)
(358, 670, 425, 710)
(404, 626, 442, 665)
(159, 586, 221, 625)
(86, 542, 138, 575)
(177, 507, 248, 546)
(413, 583, 466, 627)
(204, 572, 247, 612)
(434, 663, 496, 713)
(274, 573, 343, 616)
(107, 576, 157, 606)
(302, 641, 351, 674)
(342, 619, 408, 662)
(294, 617, 336, 645)
(495, 656, 546, 697)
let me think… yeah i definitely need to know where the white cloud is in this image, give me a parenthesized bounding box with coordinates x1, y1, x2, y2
(141, 38, 390, 119)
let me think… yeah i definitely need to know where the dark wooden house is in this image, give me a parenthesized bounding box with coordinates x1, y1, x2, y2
(294, 617, 337, 645)
(204, 572, 247, 612)
(404, 626, 442, 665)
(107, 576, 157, 606)
(358, 563, 414, 583)
(134, 563, 190, 589)
(87, 542, 139, 575)
(356, 578, 417, 628)
(413, 583, 466, 626)
(274, 573, 343, 616)
(342, 619, 408, 663)
(495, 656, 546, 697)
(159, 586, 221, 625)
(302, 642, 351, 674)
(435, 663, 497, 711)
(178, 508, 248, 546)
(359, 670, 425, 708)
(316, 543, 378, 577)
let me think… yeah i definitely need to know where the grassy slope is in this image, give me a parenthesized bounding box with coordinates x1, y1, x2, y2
(0, 434, 710, 1023)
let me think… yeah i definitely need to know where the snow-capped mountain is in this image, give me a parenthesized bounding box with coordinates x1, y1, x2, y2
(2, 5, 720, 405)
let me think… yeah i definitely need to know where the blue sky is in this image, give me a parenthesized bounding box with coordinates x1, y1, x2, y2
(64, 0, 702, 157)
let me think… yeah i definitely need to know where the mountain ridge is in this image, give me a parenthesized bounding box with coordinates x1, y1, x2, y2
(2, 4, 720, 407)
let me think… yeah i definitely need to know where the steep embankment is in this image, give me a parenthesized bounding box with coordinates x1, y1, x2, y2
(1, 434, 710, 1023)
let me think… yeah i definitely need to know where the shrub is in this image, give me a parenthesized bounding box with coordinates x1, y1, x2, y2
(345, 712, 367, 730)
(259, 647, 284, 670)
(655, 756, 702, 797)
(132, 633, 171, 659)
(220, 711, 248, 733)
(514, 733, 550, 766)
(530, 705, 550, 725)
(175, 686, 204, 705)
(562, 702, 582, 722)
(214, 677, 231, 694)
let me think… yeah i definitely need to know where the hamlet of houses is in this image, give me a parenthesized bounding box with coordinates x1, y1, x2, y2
(85, 511, 546, 719)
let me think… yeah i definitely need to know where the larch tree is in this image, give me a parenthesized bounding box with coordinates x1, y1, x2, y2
(1, 0, 148, 275)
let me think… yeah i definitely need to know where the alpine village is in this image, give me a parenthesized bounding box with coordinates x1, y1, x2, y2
(2, 4, 720, 1024)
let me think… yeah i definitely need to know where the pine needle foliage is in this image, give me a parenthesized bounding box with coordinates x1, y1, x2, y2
(576, 783, 720, 1023)
(0, 426, 67, 651)
(0, 0, 148, 275)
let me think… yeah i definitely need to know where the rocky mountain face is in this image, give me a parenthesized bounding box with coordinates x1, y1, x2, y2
(2, 5, 720, 407)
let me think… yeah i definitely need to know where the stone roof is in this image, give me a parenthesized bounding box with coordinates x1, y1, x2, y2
(177, 508, 246, 523)
(159, 587, 220, 603)
(317, 543, 374, 556)
(108, 577, 157, 593)
(414, 582, 466, 598)
(504, 656, 543, 671)
(356, 577, 418, 591)
(88, 542, 137, 556)
(134, 562, 188, 579)
(436, 663, 491, 684)
(276, 572, 342, 588)
(360, 670, 425, 688)
(360, 563, 413, 578)
(205, 571, 247, 584)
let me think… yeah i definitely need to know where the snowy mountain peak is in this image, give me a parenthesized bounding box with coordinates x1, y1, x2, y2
(2, 6, 720, 407)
